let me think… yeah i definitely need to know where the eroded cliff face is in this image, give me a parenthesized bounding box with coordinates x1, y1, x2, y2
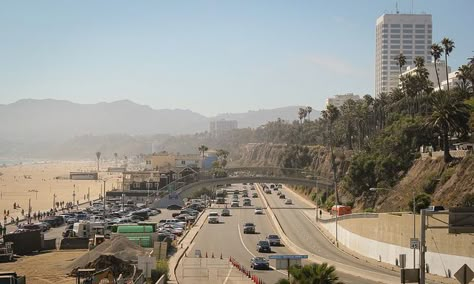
(232, 143, 474, 212)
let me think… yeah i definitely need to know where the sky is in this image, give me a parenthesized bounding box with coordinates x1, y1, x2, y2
(1, 0, 473, 116)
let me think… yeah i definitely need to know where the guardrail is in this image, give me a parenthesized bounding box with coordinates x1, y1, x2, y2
(319, 212, 379, 223)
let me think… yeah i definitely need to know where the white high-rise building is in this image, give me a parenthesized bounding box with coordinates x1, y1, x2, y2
(375, 13, 432, 96)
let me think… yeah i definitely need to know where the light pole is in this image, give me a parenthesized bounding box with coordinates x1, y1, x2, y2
(412, 189, 416, 269)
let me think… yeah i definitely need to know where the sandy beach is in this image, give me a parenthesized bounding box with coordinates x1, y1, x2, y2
(0, 161, 122, 224)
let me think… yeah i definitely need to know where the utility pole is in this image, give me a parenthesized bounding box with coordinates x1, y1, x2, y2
(420, 209, 426, 284)
(28, 198, 31, 224)
(53, 193, 56, 210)
(103, 180, 106, 221)
(87, 187, 90, 202)
(412, 189, 416, 268)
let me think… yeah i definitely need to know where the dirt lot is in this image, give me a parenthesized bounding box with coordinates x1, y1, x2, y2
(0, 250, 87, 284)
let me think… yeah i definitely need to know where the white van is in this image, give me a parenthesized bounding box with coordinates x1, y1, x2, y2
(208, 212, 219, 224)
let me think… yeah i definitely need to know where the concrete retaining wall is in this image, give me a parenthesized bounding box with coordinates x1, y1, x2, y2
(42, 238, 57, 250)
(321, 218, 474, 278)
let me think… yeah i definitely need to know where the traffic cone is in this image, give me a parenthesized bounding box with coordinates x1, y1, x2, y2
(212, 252, 214, 258)
(206, 252, 208, 258)
(220, 253, 223, 259)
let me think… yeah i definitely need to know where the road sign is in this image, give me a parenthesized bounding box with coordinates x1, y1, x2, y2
(454, 264, 474, 284)
(449, 207, 474, 234)
(400, 268, 420, 283)
(269, 255, 308, 260)
(410, 238, 419, 249)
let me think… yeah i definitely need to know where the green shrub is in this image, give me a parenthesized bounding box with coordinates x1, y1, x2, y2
(408, 193, 431, 213)
(364, 208, 375, 213)
(461, 193, 474, 207)
(151, 260, 169, 283)
(422, 175, 439, 194)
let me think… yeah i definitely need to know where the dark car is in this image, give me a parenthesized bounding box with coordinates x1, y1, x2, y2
(279, 194, 286, 199)
(250, 257, 270, 270)
(243, 223, 256, 234)
(256, 240, 271, 253)
(427, 205, 445, 211)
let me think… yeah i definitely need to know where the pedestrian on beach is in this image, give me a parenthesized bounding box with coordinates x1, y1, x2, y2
(319, 209, 322, 218)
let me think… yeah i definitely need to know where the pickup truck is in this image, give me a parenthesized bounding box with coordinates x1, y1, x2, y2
(243, 222, 256, 234)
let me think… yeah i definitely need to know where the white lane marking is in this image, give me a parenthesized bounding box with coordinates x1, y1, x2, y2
(237, 223, 287, 276)
(222, 262, 234, 284)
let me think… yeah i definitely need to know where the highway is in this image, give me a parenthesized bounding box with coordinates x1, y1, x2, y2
(177, 184, 390, 284)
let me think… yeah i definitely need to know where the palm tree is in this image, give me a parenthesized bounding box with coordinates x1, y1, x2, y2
(425, 91, 471, 163)
(306, 106, 313, 121)
(198, 145, 208, 170)
(289, 263, 343, 284)
(95, 151, 101, 172)
(298, 108, 307, 124)
(322, 104, 340, 204)
(441, 38, 455, 92)
(275, 279, 290, 284)
(431, 43, 444, 90)
(456, 65, 473, 93)
(394, 53, 407, 76)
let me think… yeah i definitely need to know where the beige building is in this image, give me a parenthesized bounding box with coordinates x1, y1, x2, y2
(145, 152, 201, 171)
(375, 13, 432, 96)
(326, 93, 361, 109)
(401, 60, 450, 89)
(209, 120, 238, 137)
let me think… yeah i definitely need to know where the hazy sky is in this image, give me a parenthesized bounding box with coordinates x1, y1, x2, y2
(1, 0, 473, 116)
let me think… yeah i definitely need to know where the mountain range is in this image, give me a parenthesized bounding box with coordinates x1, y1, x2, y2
(0, 99, 319, 158)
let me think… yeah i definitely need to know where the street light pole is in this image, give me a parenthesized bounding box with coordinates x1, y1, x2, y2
(103, 180, 106, 221)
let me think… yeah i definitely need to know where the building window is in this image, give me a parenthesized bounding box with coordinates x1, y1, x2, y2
(403, 24, 413, 28)
(403, 40, 412, 44)
(391, 29, 400, 33)
(415, 24, 425, 28)
(391, 24, 401, 28)
(390, 34, 400, 38)
(415, 29, 425, 33)
(415, 35, 425, 39)
(403, 29, 413, 33)
(390, 45, 400, 49)
(382, 55, 388, 59)
(415, 45, 425, 49)
(181, 160, 185, 165)
(415, 50, 425, 55)
(403, 34, 412, 39)
(415, 40, 425, 44)
(391, 40, 400, 44)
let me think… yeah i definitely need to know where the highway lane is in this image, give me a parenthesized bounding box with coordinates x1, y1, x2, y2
(180, 184, 296, 284)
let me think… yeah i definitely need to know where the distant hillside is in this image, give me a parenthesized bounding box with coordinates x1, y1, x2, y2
(0, 99, 317, 158)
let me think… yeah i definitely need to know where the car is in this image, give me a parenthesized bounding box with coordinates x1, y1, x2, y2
(234, 190, 240, 195)
(242, 192, 249, 198)
(256, 240, 271, 252)
(250, 257, 269, 270)
(277, 191, 281, 196)
(243, 222, 256, 234)
(243, 199, 251, 206)
(270, 184, 275, 189)
(252, 193, 258, 198)
(66, 217, 78, 224)
(231, 201, 239, 207)
(277, 184, 283, 189)
(427, 205, 445, 211)
(250, 186, 256, 190)
(254, 207, 264, 215)
(279, 194, 286, 199)
(208, 212, 219, 224)
(266, 234, 281, 246)
(221, 209, 230, 216)
(285, 199, 293, 205)
(264, 189, 271, 194)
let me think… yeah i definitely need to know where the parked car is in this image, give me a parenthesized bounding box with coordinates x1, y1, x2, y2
(243, 199, 252, 206)
(252, 193, 258, 198)
(279, 194, 286, 199)
(285, 199, 293, 205)
(250, 257, 269, 270)
(264, 188, 271, 194)
(231, 201, 239, 207)
(427, 205, 445, 211)
(243, 223, 256, 234)
(266, 234, 281, 246)
(256, 240, 271, 253)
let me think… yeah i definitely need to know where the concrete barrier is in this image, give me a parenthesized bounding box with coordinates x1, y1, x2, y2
(59, 237, 90, 249)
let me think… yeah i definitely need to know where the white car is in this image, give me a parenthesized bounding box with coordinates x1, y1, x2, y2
(208, 212, 219, 224)
(254, 207, 264, 215)
(285, 199, 293, 205)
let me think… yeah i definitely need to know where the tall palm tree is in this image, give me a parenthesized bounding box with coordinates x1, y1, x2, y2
(441, 38, 455, 92)
(425, 91, 471, 163)
(95, 151, 101, 172)
(456, 65, 473, 96)
(431, 43, 444, 90)
(323, 104, 340, 204)
(298, 108, 307, 124)
(306, 106, 313, 121)
(198, 145, 208, 170)
(394, 53, 407, 76)
(289, 263, 343, 284)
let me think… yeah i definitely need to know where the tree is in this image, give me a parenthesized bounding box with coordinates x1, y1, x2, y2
(114, 152, 118, 166)
(322, 104, 341, 204)
(456, 64, 473, 97)
(306, 106, 313, 121)
(408, 193, 431, 213)
(430, 43, 444, 90)
(441, 38, 455, 92)
(394, 53, 407, 78)
(275, 279, 290, 284)
(216, 149, 229, 168)
(198, 145, 209, 170)
(289, 263, 343, 284)
(425, 91, 471, 162)
(298, 108, 307, 124)
(95, 151, 101, 172)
